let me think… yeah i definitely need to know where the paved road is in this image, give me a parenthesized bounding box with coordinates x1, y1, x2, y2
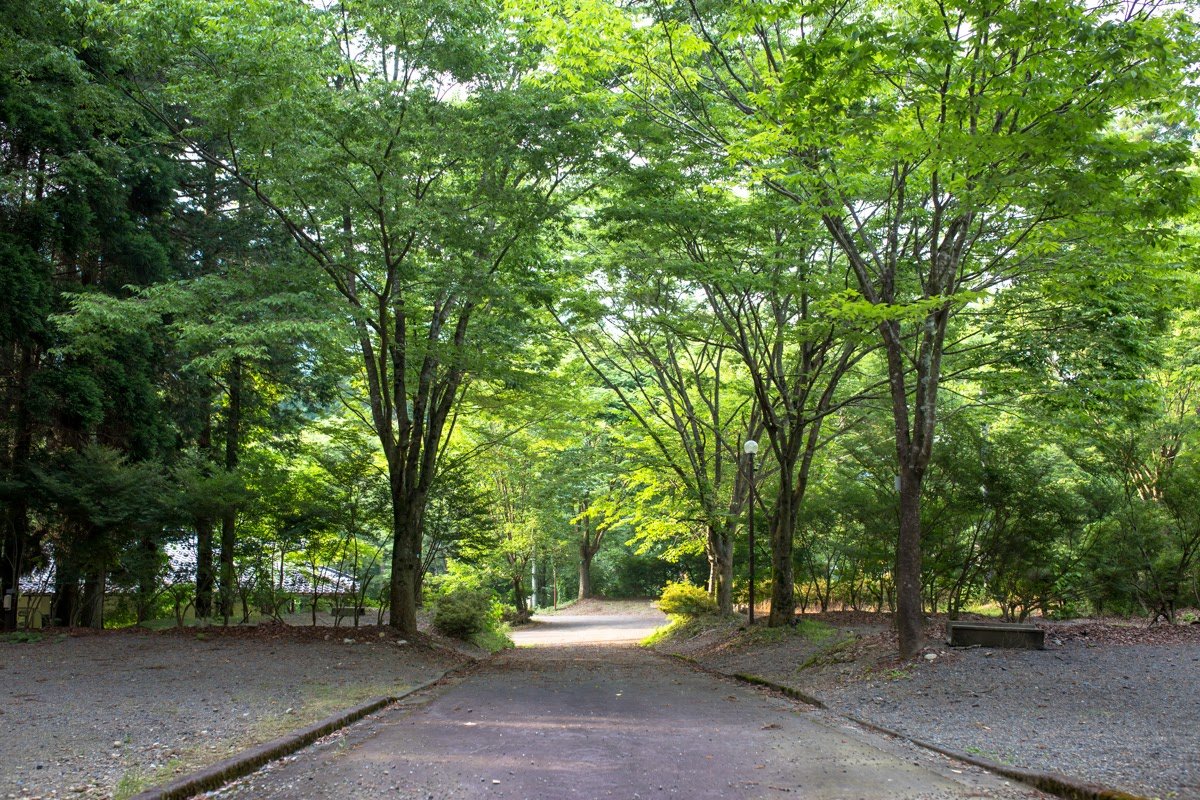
(213, 625, 1042, 800)
(508, 612, 667, 647)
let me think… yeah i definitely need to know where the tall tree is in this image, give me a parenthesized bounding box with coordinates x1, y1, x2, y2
(534, 0, 1198, 654)
(1, 0, 178, 628)
(115, 0, 607, 633)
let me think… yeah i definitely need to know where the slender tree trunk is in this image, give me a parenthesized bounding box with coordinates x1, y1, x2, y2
(2, 346, 35, 631)
(578, 551, 594, 600)
(577, 509, 602, 601)
(195, 518, 214, 618)
(219, 359, 242, 622)
(513, 572, 527, 617)
(708, 528, 734, 615)
(81, 567, 105, 629)
(1, 502, 25, 631)
(195, 410, 214, 618)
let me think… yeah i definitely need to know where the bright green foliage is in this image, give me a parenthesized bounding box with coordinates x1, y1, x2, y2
(657, 580, 718, 617)
(4, 0, 1199, 641)
(107, 0, 614, 634)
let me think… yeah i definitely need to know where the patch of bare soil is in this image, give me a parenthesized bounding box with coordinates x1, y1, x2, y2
(651, 611, 1200, 799)
(0, 623, 469, 800)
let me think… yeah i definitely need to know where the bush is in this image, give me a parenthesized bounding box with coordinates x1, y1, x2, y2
(657, 581, 717, 617)
(432, 586, 497, 638)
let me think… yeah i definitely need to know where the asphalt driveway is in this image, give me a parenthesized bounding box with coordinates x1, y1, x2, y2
(213, 626, 1043, 800)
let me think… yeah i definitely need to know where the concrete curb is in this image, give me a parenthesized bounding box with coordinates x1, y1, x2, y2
(730, 672, 828, 709)
(716, 669, 1147, 800)
(129, 665, 468, 800)
(659, 651, 830, 708)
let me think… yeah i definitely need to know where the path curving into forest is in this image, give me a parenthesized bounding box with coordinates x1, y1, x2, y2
(211, 613, 1046, 800)
(508, 611, 667, 647)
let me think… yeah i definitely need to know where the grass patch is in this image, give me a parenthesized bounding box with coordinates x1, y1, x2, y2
(748, 618, 841, 645)
(957, 602, 1005, 617)
(964, 745, 1014, 765)
(640, 614, 707, 646)
(539, 598, 578, 614)
(1, 630, 44, 643)
(113, 767, 151, 800)
(113, 757, 186, 800)
(471, 624, 515, 654)
(876, 663, 916, 680)
(249, 681, 403, 740)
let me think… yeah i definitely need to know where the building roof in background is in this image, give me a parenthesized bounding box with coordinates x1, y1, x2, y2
(17, 537, 358, 595)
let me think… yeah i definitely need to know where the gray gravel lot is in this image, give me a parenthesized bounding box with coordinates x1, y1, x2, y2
(655, 613, 1200, 800)
(825, 640, 1200, 800)
(0, 628, 462, 800)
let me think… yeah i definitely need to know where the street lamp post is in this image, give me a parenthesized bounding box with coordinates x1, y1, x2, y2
(743, 439, 758, 626)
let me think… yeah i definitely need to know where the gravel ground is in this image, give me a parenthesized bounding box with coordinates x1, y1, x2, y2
(0, 625, 466, 800)
(654, 613, 1200, 800)
(828, 640, 1200, 800)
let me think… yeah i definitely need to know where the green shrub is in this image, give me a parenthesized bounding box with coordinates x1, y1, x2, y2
(657, 581, 717, 617)
(432, 585, 499, 639)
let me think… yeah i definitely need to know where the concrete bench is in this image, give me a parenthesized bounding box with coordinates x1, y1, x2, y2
(946, 621, 1045, 649)
(332, 606, 367, 621)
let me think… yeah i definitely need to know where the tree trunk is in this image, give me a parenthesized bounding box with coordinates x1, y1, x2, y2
(578, 551, 594, 600)
(196, 519, 214, 618)
(1, 501, 26, 631)
(388, 484, 423, 635)
(708, 527, 734, 615)
(195, 410, 214, 618)
(219, 359, 242, 622)
(577, 508, 603, 601)
(895, 466, 923, 659)
(767, 496, 795, 627)
(513, 573, 527, 617)
(2, 345, 35, 632)
(81, 568, 105, 629)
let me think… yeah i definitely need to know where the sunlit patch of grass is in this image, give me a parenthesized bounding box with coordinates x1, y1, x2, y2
(640, 615, 692, 646)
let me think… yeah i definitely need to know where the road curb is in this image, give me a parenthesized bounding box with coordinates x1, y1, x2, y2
(659, 652, 830, 708)
(730, 671, 828, 708)
(129, 663, 470, 800)
(715, 669, 1147, 800)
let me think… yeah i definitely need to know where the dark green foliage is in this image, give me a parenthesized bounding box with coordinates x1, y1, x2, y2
(432, 586, 501, 639)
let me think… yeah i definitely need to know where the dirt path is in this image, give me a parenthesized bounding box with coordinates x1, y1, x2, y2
(213, 635, 1043, 799)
